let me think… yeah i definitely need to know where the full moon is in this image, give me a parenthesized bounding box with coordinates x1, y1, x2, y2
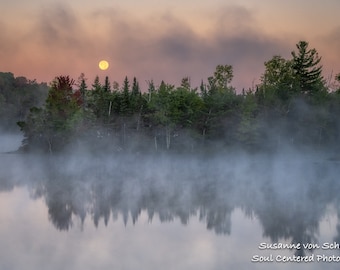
(99, 60, 109, 70)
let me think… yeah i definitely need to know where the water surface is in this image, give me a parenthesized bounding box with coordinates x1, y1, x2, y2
(0, 149, 340, 269)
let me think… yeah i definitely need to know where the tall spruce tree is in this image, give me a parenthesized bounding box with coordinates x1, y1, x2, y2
(131, 77, 141, 113)
(76, 73, 87, 109)
(103, 76, 111, 92)
(92, 76, 102, 92)
(120, 76, 130, 116)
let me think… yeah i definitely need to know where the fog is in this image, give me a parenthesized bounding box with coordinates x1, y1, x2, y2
(0, 131, 23, 153)
(1, 134, 339, 236)
(1, 131, 340, 269)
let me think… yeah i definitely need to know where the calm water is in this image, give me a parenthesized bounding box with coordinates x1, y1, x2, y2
(1, 139, 340, 269)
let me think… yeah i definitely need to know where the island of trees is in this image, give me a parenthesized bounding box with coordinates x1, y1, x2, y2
(1, 41, 340, 154)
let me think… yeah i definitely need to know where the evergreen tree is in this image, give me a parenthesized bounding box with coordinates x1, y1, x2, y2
(104, 76, 111, 92)
(76, 73, 87, 109)
(131, 77, 140, 97)
(147, 80, 155, 102)
(45, 76, 78, 127)
(237, 90, 260, 150)
(88, 76, 102, 120)
(291, 41, 324, 95)
(92, 76, 102, 92)
(147, 81, 174, 150)
(120, 76, 131, 116)
(131, 77, 142, 113)
(200, 65, 239, 145)
(19, 76, 82, 152)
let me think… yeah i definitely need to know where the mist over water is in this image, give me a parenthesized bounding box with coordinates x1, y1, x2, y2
(1, 132, 340, 269)
(0, 132, 23, 153)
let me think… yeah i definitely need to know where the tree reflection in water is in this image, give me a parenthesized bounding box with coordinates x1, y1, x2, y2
(0, 152, 339, 254)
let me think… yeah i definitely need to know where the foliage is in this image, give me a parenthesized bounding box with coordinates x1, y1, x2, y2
(0, 72, 48, 130)
(18, 76, 82, 152)
(11, 40, 340, 153)
(260, 55, 296, 101)
(291, 41, 325, 95)
(213, 64, 233, 90)
(237, 90, 260, 150)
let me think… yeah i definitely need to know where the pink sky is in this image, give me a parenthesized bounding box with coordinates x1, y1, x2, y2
(1, 0, 339, 91)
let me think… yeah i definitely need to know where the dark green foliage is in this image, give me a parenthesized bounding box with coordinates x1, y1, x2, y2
(46, 76, 78, 126)
(0, 72, 48, 130)
(18, 76, 82, 152)
(77, 73, 87, 109)
(17, 107, 47, 150)
(130, 77, 143, 113)
(213, 64, 233, 90)
(103, 76, 111, 92)
(120, 76, 131, 116)
(291, 41, 325, 95)
(260, 55, 297, 101)
(237, 90, 261, 150)
(12, 40, 340, 153)
(86, 75, 112, 123)
(198, 65, 240, 147)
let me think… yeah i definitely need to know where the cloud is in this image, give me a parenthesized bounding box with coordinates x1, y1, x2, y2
(323, 26, 340, 57)
(0, 20, 8, 54)
(37, 4, 83, 49)
(96, 5, 290, 88)
(213, 4, 257, 34)
(313, 25, 340, 79)
(0, 20, 19, 55)
(3, 3, 296, 89)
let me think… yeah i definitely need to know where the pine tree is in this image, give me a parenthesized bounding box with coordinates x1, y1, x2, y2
(104, 76, 111, 92)
(92, 76, 102, 92)
(45, 76, 81, 151)
(130, 77, 140, 112)
(120, 76, 130, 116)
(147, 80, 155, 102)
(131, 77, 140, 97)
(76, 73, 87, 109)
(291, 41, 324, 94)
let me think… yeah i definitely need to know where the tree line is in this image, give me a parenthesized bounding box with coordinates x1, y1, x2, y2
(11, 41, 340, 153)
(0, 72, 48, 130)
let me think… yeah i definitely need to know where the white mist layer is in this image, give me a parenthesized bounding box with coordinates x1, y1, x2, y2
(0, 132, 23, 152)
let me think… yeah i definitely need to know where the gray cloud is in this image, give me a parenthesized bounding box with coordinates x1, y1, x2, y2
(21, 4, 296, 89)
(313, 25, 340, 80)
(213, 4, 257, 34)
(34, 3, 96, 58)
(101, 7, 290, 88)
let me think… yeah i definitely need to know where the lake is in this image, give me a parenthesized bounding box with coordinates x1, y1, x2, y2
(1, 136, 340, 269)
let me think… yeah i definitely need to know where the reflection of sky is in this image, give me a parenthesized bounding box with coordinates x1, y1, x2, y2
(0, 187, 339, 270)
(1, 0, 339, 90)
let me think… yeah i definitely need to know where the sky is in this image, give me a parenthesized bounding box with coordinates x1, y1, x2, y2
(1, 0, 340, 91)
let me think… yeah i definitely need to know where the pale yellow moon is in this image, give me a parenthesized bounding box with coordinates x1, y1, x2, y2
(99, 60, 109, 70)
